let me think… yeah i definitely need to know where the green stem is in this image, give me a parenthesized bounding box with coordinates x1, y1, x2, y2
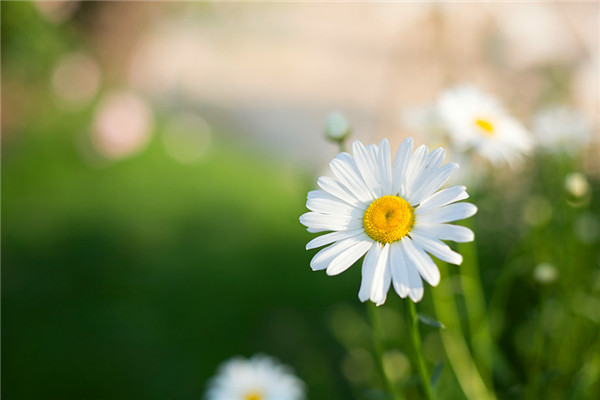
(407, 301, 434, 400)
(367, 303, 404, 400)
(432, 262, 497, 400)
(458, 221, 495, 388)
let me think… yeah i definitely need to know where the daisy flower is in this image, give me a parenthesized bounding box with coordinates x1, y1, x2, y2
(437, 85, 533, 168)
(300, 138, 477, 305)
(532, 106, 593, 154)
(205, 354, 305, 400)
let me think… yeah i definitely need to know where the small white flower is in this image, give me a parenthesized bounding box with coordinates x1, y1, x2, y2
(324, 112, 351, 142)
(532, 106, 593, 154)
(437, 85, 533, 168)
(300, 138, 477, 305)
(533, 263, 559, 285)
(564, 172, 590, 199)
(205, 354, 305, 400)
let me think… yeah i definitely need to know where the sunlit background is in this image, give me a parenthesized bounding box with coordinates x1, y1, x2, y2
(2, 2, 599, 399)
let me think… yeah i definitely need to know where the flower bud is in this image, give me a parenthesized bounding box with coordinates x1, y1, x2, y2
(324, 112, 351, 143)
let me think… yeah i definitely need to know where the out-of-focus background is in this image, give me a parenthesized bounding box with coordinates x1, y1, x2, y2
(2, 2, 599, 399)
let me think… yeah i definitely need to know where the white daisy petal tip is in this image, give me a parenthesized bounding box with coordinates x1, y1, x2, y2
(452, 225, 475, 242)
(374, 294, 388, 306)
(453, 253, 464, 265)
(302, 137, 477, 305)
(409, 290, 424, 303)
(379, 137, 390, 149)
(465, 203, 478, 217)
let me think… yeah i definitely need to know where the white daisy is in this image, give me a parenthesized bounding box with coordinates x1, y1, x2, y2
(300, 138, 477, 305)
(205, 354, 305, 400)
(437, 85, 533, 168)
(532, 106, 593, 154)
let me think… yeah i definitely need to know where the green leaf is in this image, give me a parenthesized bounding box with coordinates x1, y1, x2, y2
(430, 360, 445, 388)
(417, 313, 445, 329)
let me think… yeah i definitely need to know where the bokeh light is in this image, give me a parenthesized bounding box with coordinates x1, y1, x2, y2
(34, 0, 79, 24)
(52, 52, 101, 110)
(91, 90, 154, 160)
(162, 113, 212, 164)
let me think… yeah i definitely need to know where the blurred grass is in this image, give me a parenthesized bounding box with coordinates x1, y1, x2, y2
(3, 2, 600, 400)
(1, 3, 363, 398)
(2, 109, 368, 398)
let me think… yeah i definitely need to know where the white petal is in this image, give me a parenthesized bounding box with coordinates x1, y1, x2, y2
(413, 223, 474, 243)
(426, 147, 446, 169)
(391, 137, 413, 195)
(306, 228, 365, 250)
(368, 143, 383, 193)
(317, 176, 361, 206)
(377, 139, 393, 195)
(306, 197, 363, 218)
(307, 189, 363, 208)
(326, 238, 373, 276)
(300, 211, 362, 231)
(390, 242, 410, 298)
(417, 202, 478, 224)
(352, 141, 381, 198)
(416, 185, 468, 215)
(403, 238, 440, 286)
(404, 248, 424, 302)
(370, 243, 392, 306)
(410, 231, 463, 265)
(405, 147, 449, 201)
(330, 154, 373, 202)
(358, 243, 381, 302)
(407, 162, 458, 206)
(310, 236, 366, 271)
(404, 144, 428, 197)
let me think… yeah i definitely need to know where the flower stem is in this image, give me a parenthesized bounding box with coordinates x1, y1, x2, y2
(406, 301, 434, 400)
(458, 219, 494, 388)
(431, 262, 497, 400)
(366, 303, 404, 400)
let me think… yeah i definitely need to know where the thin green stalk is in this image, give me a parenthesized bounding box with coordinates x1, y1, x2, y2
(432, 262, 497, 400)
(406, 301, 434, 400)
(367, 303, 404, 400)
(458, 222, 495, 388)
(526, 289, 551, 400)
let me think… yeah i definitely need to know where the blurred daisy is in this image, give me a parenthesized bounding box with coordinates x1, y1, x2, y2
(532, 106, 593, 154)
(205, 354, 305, 400)
(437, 85, 533, 168)
(300, 138, 477, 305)
(400, 105, 444, 143)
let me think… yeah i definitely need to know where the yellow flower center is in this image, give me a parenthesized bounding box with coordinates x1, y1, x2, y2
(475, 118, 495, 136)
(363, 195, 415, 244)
(245, 393, 262, 400)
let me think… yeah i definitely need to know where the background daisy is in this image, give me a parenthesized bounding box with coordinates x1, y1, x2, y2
(205, 354, 305, 400)
(300, 138, 477, 305)
(437, 85, 534, 168)
(532, 106, 594, 154)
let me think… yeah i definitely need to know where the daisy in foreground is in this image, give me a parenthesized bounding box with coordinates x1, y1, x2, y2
(205, 354, 305, 400)
(437, 85, 533, 168)
(300, 138, 477, 305)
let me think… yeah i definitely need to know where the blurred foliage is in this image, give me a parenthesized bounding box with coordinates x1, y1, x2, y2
(2, 2, 600, 400)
